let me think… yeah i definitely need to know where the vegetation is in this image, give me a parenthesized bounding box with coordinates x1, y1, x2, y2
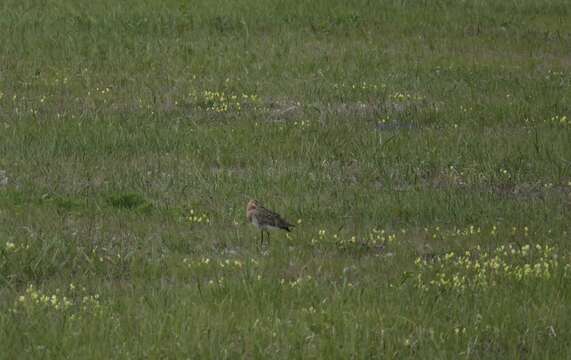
(1, 0, 570, 357)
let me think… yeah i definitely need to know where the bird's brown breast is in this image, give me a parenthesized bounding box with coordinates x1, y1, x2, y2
(246, 209, 255, 223)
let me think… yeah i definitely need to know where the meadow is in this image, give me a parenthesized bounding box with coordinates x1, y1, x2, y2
(0, 0, 570, 358)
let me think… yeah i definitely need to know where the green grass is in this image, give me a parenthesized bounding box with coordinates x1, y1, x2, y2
(1, 0, 571, 358)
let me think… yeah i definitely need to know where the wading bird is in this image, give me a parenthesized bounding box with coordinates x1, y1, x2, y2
(246, 199, 294, 247)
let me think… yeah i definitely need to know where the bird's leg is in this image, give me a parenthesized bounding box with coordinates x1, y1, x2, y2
(260, 230, 264, 248)
(267, 231, 270, 245)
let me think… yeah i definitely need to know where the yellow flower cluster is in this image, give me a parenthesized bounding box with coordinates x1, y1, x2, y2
(413, 243, 567, 292)
(182, 257, 266, 289)
(332, 81, 383, 92)
(311, 229, 329, 245)
(544, 69, 564, 80)
(310, 228, 397, 250)
(86, 86, 112, 97)
(301, 305, 321, 314)
(207, 277, 226, 287)
(3, 241, 30, 253)
(292, 120, 311, 129)
(545, 115, 569, 126)
(16, 284, 72, 311)
(188, 209, 210, 226)
(183, 257, 258, 269)
(369, 228, 397, 244)
(390, 92, 424, 102)
(421, 224, 537, 241)
(281, 275, 314, 288)
(189, 90, 262, 113)
(13, 284, 103, 318)
(377, 116, 389, 125)
(498, 168, 511, 178)
(459, 105, 473, 113)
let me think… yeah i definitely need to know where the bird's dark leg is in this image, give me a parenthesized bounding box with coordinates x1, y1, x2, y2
(260, 230, 264, 248)
(267, 231, 271, 245)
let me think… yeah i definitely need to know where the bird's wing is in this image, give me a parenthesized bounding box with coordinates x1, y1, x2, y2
(260, 206, 294, 229)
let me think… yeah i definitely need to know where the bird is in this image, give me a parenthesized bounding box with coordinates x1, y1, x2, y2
(246, 199, 294, 247)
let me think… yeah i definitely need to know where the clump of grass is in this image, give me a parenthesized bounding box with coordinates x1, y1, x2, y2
(107, 193, 150, 210)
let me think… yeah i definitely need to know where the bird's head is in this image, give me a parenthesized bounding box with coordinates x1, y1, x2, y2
(247, 199, 259, 212)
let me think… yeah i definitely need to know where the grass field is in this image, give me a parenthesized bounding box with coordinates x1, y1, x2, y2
(1, 0, 571, 358)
